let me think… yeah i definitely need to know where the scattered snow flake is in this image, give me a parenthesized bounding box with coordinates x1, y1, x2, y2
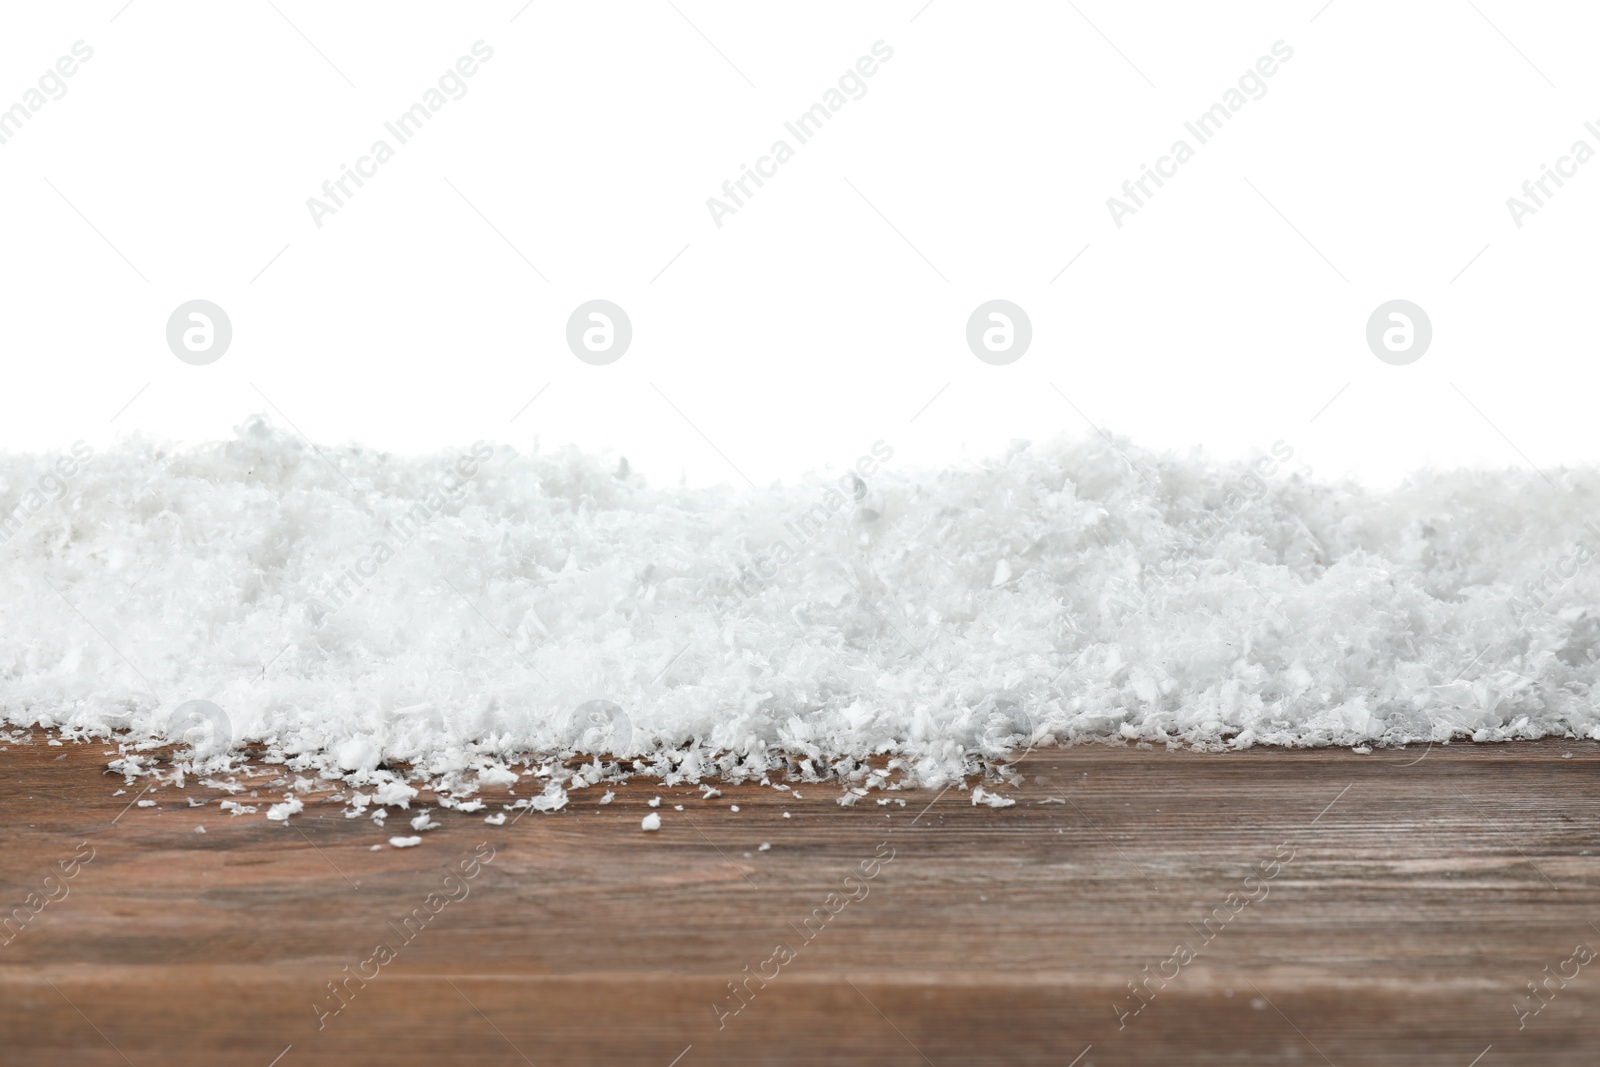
(267, 796, 304, 821)
(729, 804, 739, 812)
(219, 800, 258, 816)
(673, 804, 684, 811)
(782, 812, 791, 819)
(136, 799, 157, 808)
(600, 791, 615, 805)
(529, 781, 569, 813)
(758, 843, 771, 852)
(699, 785, 722, 799)
(410, 810, 441, 832)
(478, 764, 519, 789)
(647, 797, 661, 808)
(111, 789, 126, 797)
(1352, 745, 1372, 755)
(971, 787, 1015, 808)
(372, 780, 418, 808)
(641, 812, 662, 832)
(389, 835, 423, 848)
(193, 826, 206, 834)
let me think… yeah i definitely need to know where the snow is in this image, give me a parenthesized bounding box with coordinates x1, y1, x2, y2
(388, 835, 422, 848)
(528, 781, 569, 812)
(266, 796, 304, 821)
(477, 764, 519, 789)
(640, 812, 661, 832)
(7, 419, 1600, 813)
(971, 786, 1015, 808)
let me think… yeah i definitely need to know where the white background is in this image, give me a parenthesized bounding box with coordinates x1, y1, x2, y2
(1, 0, 1595, 488)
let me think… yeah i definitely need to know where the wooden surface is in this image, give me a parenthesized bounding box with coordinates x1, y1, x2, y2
(2, 735, 1598, 1066)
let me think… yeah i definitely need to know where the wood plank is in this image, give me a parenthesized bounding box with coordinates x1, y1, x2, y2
(2, 735, 1597, 1065)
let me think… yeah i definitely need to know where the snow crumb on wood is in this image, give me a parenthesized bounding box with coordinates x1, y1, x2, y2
(972, 786, 1015, 808)
(266, 796, 304, 821)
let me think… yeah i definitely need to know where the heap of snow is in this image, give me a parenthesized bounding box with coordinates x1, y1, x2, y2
(4, 417, 1600, 788)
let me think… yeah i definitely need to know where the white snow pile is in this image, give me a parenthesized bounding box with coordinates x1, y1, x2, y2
(5, 416, 1600, 789)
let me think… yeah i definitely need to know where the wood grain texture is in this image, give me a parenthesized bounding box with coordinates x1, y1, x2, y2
(2, 735, 1598, 1065)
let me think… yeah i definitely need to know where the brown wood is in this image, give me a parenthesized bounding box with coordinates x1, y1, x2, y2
(2, 734, 1598, 1065)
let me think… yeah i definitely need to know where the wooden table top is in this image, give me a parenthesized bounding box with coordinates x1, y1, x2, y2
(2, 734, 1597, 1065)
